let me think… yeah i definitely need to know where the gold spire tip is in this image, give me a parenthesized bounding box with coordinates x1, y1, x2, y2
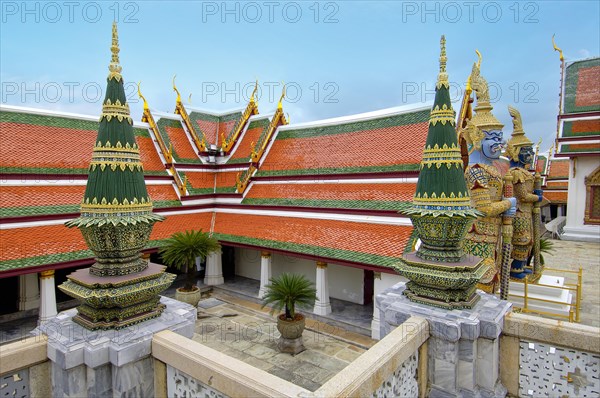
(137, 82, 149, 111)
(439, 35, 447, 73)
(172, 75, 182, 103)
(552, 34, 564, 62)
(250, 79, 258, 102)
(475, 49, 482, 68)
(108, 22, 122, 80)
(436, 35, 449, 88)
(277, 83, 286, 109)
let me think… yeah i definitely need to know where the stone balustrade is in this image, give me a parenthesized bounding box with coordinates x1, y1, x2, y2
(153, 316, 429, 398)
(500, 312, 600, 397)
(0, 335, 51, 398)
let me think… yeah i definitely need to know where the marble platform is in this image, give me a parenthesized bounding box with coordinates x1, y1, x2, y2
(35, 296, 196, 398)
(377, 283, 512, 398)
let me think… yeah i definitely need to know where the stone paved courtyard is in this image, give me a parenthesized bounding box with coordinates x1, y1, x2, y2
(542, 239, 600, 327)
(191, 297, 367, 391)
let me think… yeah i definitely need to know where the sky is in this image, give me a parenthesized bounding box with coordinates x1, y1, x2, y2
(1, 1, 599, 151)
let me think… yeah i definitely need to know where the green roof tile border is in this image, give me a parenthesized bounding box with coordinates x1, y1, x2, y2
(0, 166, 167, 176)
(212, 233, 403, 268)
(562, 120, 600, 138)
(241, 198, 410, 211)
(0, 200, 181, 218)
(560, 143, 600, 154)
(155, 118, 203, 164)
(564, 58, 600, 114)
(0, 111, 149, 137)
(276, 109, 430, 140)
(255, 163, 420, 177)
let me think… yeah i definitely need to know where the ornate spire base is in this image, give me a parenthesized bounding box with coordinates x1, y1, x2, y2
(394, 252, 485, 309)
(59, 262, 175, 330)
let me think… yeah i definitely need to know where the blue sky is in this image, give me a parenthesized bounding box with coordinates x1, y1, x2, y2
(1, 1, 599, 150)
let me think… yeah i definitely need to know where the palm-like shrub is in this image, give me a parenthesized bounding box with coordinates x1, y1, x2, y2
(528, 237, 556, 266)
(261, 273, 317, 320)
(159, 230, 221, 292)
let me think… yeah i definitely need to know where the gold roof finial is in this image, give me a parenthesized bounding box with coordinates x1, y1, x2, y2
(465, 74, 472, 95)
(250, 79, 258, 103)
(172, 75, 182, 103)
(137, 82, 149, 111)
(552, 34, 564, 62)
(108, 22, 122, 81)
(277, 83, 286, 110)
(506, 105, 533, 161)
(437, 35, 449, 89)
(475, 49, 482, 69)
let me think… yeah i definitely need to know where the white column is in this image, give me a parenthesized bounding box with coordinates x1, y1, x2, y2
(204, 250, 224, 285)
(313, 261, 332, 315)
(258, 251, 272, 299)
(39, 270, 57, 323)
(557, 205, 563, 217)
(18, 273, 40, 311)
(371, 272, 382, 340)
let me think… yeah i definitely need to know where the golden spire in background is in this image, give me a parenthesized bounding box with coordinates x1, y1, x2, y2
(108, 22, 122, 81)
(137, 82, 149, 111)
(437, 35, 449, 89)
(277, 83, 286, 110)
(552, 34, 564, 62)
(172, 75, 182, 103)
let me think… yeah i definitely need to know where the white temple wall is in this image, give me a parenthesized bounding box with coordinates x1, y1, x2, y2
(563, 156, 600, 242)
(234, 247, 365, 304)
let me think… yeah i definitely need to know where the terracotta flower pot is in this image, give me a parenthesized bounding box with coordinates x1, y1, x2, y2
(175, 286, 201, 307)
(276, 313, 305, 339)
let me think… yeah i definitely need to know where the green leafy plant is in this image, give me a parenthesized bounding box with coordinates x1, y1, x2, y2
(261, 273, 318, 320)
(528, 237, 556, 266)
(159, 230, 221, 292)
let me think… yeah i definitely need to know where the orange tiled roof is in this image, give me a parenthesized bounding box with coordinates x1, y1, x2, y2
(137, 136, 167, 173)
(261, 123, 428, 173)
(0, 184, 179, 218)
(184, 170, 239, 194)
(0, 224, 88, 263)
(575, 66, 600, 108)
(213, 212, 412, 260)
(546, 181, 568, 189)
(0, 111, 166, 176)
(547, 160, 570, 179)
(229, 125, 263, 161)
(195, 118, 218, 146)
(0, 185, 85, 208)
(150, 212, 214, 240)
(1, 122, 95, 171)
(165, 125, 198, 160)
(0, 212, 214, 272)
(258, 110, 430, 176)
(245, 183, 416, 202)
(545, 191, 568, 203)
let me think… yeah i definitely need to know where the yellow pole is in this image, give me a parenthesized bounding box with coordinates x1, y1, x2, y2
(576, 267, 583, 322)
(524, 277, 529, 311)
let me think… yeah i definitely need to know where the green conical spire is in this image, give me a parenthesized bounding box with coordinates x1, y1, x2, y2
(67, 22, 163, 227)
(407, 35, 478, 217)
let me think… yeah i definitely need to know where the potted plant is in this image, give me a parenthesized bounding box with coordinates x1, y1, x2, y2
(159, 230, 221, 307)
(261, 273, 317, 340)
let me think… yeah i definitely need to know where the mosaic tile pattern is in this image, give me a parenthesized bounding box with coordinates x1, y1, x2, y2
(0, 369, 29, 398)
(519, 340, 600, 397)
(372, 352, 418, 397)
(167, 365, 228, 398)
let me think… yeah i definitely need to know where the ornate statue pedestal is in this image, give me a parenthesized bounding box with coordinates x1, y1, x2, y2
(59, 263, 176, 330)
(395, 252, 486, 310)
(377, 283, 512, 398)
(35, 296, 195, 398)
